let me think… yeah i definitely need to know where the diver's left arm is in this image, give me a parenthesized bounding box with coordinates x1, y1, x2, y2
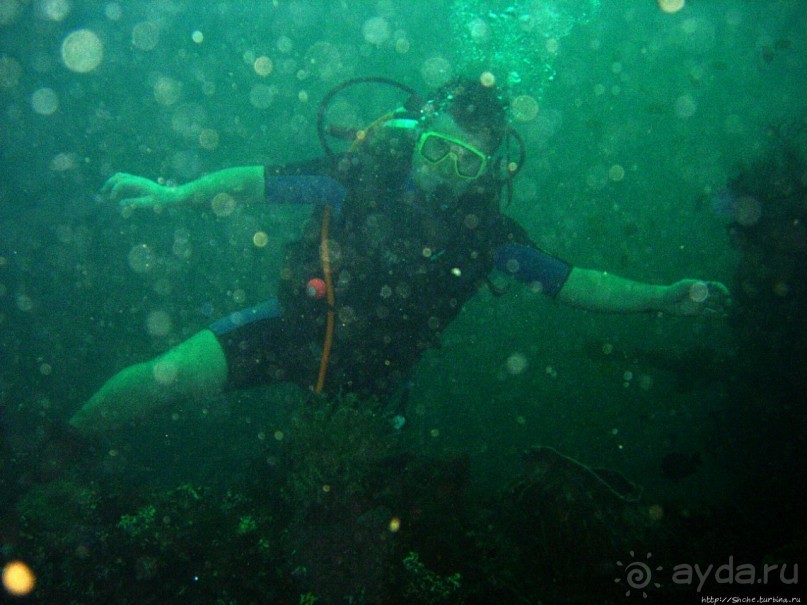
(556, 267, 731, 316)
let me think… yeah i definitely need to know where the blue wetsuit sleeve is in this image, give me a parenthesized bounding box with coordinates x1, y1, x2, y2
(264, 173, 347, 212)
(494, 243, 572, 298)
(264, 159, 348, 213)
(209, 298, 280, 336)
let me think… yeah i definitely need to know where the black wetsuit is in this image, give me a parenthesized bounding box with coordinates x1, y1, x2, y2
(210, 150, 571, 399)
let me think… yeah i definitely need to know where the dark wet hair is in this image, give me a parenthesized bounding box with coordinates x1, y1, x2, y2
(429, 77, 508, 152)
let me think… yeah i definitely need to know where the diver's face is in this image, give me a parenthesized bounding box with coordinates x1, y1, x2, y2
(411, 114, 492, 197)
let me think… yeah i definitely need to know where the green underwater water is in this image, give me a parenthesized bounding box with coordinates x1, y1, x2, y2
(1, 1, 805, 603)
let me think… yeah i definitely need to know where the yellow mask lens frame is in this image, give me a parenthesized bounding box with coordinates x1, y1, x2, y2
(416, 131, 489, 180)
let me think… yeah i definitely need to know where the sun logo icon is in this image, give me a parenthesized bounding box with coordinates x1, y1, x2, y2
(615, 551, 663, 598)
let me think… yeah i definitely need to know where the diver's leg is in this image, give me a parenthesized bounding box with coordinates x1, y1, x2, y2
(69, 329, 227, 433)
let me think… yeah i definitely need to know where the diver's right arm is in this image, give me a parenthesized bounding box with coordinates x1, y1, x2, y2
(101, 166, 265, 208)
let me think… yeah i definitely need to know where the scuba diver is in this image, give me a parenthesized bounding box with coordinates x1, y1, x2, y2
(69, 76, 731, 433)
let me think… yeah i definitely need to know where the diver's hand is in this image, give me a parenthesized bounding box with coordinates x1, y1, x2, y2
(658, 279, 732, 317)
(100, 172, 181, 208)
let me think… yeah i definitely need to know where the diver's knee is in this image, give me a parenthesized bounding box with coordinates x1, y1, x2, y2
(154, 329, 228, 390)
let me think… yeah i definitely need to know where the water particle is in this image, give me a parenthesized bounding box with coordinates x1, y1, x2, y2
(249, 83, 275, 109)
(773, 281, 789, 297)
(2, 560, 36, 597)
(104, 2, 122, 21)
(733, 196, 762, 226)
(511, 95, 539, 122)
(146, 310, 172, 337)
(131, 21, 160, 51)
(421, 56, 452, 88)
(61, 29, 104, 73)
(211, 192, 236, 217)
(467, 18, 489, 43)
(608, 164, 625, 182)
(0, 55, 23, 88)
(38, 0, 71, 22)
(198, 128, 219, 150)
(153, 359, 178, 385)
(31, 87, 59, 115)
(674, 94, 697, 118)
(253, 231, 269, 248)
(50, 152, 77, 171)
(658, 0, 685, 14)
(153, 76, 181, 106)
(479, 71, 496, 87)
(276, 36, 293, 54)
(128, 243, 155, 273)
(688, 281, 709, 303)
(254, 55, 273, 76)
(648, 504, 665, 520)
(0, 0, 21, 25)
(362, 16, 391, 46)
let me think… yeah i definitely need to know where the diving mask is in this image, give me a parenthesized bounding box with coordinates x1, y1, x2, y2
(416, 131, 489, 180)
